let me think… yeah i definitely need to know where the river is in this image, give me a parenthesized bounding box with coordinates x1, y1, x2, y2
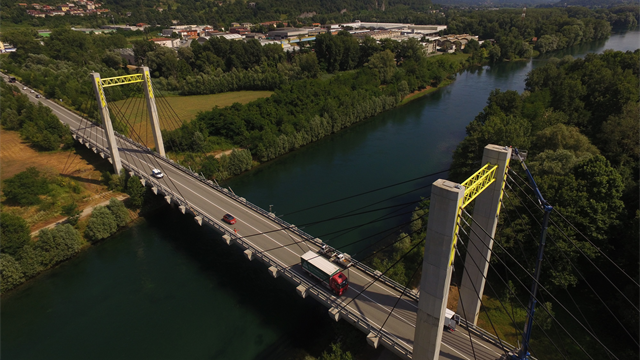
(2, 31, 638, 360)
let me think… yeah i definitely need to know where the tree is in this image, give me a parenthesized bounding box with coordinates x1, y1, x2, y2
(84, 206, 118, 242)
(61, 202, 81, 226)
(319, 342, 354, 360)
(366, 50, 396, 84)
(36, 224, 81, 267)
(107, 198, 130, 227)
(0, 254, 25, 293)
(126, 176, 145, 209)
(0, 213, 31, 256)
(2, 167, 50, 206)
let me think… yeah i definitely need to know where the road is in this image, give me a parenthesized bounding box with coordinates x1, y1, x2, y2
(3, 75, 506, 360)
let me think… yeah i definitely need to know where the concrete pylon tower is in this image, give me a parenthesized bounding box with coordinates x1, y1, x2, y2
(414, 180, 465, 360)
(90, 72, 122, 174)
(140, 66, 165, 157)
(459, 145, 511, 324)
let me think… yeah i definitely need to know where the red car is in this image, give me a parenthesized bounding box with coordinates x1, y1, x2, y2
(222, 214, 236, 224)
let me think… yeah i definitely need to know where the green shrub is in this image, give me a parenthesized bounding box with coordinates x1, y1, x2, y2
(0, 253, 25, 293)
(126, 176, 145, 209)
(36, 224, 82, 266)
(2, 167, 50, 205)
(107, 198, 129, 227)
(0, 212, 31, 256)
(84, 206, 117, 242)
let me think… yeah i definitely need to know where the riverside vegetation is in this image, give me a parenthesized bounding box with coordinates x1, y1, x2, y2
(0, 164, 165, 293)
(1, 4, 637, 180)
(369, 50, 639, 360)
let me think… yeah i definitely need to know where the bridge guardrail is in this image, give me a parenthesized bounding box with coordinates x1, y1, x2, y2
(458, 318, 536, 360)
(72, 118, 532, 360)
(113, 152, 414, 358)
(111, 132, 421, 303)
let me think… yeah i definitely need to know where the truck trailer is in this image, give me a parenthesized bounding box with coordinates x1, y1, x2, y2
(301, 251, 349, 296)
(444, 308, 461, 332)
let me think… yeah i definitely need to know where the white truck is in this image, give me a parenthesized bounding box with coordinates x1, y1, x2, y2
(444, 308, 461, 332)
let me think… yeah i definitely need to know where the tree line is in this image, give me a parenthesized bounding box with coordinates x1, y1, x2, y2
(446, 50, 638, 359)
(0, 197, 131, 293)
(1, 82, 74, 151)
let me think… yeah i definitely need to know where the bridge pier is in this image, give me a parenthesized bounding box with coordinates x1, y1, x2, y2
(328, 307, 341, 322)
(296, 285, 308, 299)
(459, 145, 511, 325)
(268, 266, 279, 278)
(366, 332, 380, 349)
(90, 72, 122, 174)
(140, 66, 165, 157)
(414, 180, 465, 360)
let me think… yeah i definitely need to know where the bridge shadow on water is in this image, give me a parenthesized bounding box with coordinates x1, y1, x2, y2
(143, 203, 387, 360)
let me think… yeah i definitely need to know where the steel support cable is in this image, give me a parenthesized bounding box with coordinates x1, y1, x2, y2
(494, 197, 572, 359)
(283, 169, 448, 217)
(149, 86, 198, 162)
(151, 81, 186, 128)
(64, 98, 98, 175)
(499, 194, 588, 357)
(107, 97, 155, 185)
(107, 93, 196, 215)
(458, 215, 573, 360)
(324, 199, 419, 244)
(509, 168, 640, 288)
(456, 218, 553, 360)
(301, 200, 420, 229)
(313, 182, 434, 243)
(235, 199, 430, 258)
(451, 238, 488, 360)
(456, 214, 519, 358)
(154, 90, 183, 132)
(333, 237, 425, 316)
(243, 206, 430, 308)
(61, 101, 89, 174)
(462, 209, 618, 360)
(502, 191, 637, 350)
(506, 175, 640, 312)
(375, 259, 422, 338)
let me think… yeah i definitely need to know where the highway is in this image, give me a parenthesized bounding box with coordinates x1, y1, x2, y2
(4, 75, 506, 360)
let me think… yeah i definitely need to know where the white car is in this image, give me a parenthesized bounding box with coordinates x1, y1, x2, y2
(30, 90, 34, 93)
(22, 87, 27, 90)
(151, 169, 164, 178)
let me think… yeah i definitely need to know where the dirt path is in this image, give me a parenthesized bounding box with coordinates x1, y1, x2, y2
(30, 194, 129, 237)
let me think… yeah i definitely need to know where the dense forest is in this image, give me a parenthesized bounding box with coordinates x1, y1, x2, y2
(450, 49, 639, 360)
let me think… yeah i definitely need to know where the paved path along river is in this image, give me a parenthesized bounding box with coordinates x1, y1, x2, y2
(1, 31, 638, 360)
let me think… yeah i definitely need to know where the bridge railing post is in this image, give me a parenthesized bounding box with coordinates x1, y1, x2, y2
(414, 179, 465, 360)
(90, 72, 122, 174)
(459, 144, 511, 325)
(140, 66, 165, 157)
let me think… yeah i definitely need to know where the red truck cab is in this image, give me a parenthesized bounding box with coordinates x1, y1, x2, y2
(331, 272, 349, 295)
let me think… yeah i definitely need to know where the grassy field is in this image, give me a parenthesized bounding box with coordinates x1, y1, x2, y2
(109, 91, 273, 148)
(0, 129, 118, 231)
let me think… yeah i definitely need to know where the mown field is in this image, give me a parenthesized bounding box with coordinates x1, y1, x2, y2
(109, 91, 273, 148)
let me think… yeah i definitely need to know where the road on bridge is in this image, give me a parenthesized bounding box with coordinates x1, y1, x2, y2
(4, 74, 506, 360)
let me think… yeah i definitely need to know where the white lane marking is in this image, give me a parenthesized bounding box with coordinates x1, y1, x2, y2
(130, 154, 419, 331)
(441, 342, 472, 360)
(163, 153, 421, 311)
(126, 154, 417, 349)
(24, 84, 486, 360)
(43, 92, 422, 331)
(455, 330, 502, 355)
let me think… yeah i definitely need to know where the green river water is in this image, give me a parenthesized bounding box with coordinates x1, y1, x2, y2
(2, 31, 638, 360)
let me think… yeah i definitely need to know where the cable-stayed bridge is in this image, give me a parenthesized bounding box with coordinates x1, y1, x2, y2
(4, 69, 635, 360)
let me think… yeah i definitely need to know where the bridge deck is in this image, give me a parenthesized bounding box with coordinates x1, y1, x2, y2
(10, 76, 508, 360)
